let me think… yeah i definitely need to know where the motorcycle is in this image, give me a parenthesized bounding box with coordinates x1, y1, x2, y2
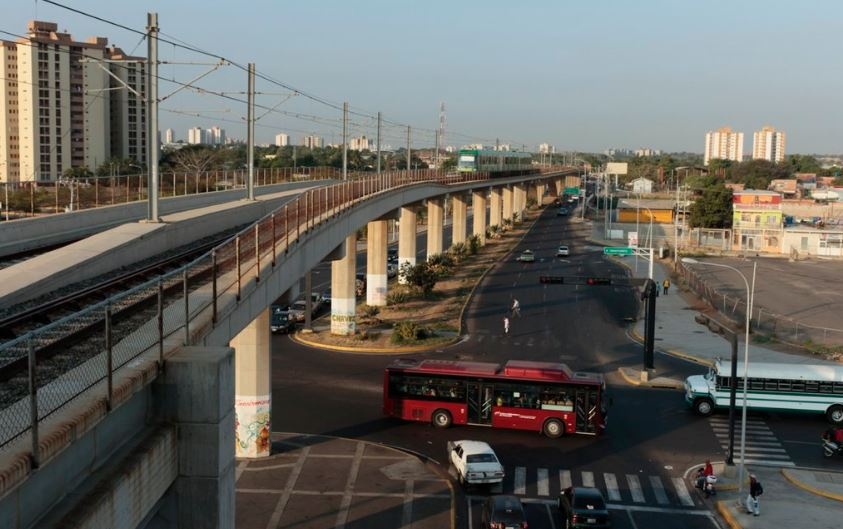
(822, 436, 843, 458)
(694, 472, 717, 497)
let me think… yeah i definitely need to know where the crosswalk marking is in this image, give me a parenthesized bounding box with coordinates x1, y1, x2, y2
(514, 467, 526, 495)
(603, 473, 621, 501)
(672, 477, 695, 507)
(559, 469, 572, 490)
(649, 476, 669, 505)
(581, 471, 595, 487)
(626, 474, 645, 503)
(707, 416, 795, 467)
(537, 468, 549, 496)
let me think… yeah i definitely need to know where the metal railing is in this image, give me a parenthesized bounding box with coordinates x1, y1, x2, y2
(677, 261, 843, 349)
(2, 167, 576, 458)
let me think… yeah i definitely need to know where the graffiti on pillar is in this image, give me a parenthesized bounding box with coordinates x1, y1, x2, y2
(235, 394, 271, 457)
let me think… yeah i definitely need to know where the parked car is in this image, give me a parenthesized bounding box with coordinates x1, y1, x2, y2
(481, 495, 527, 529)
(356, 273, 366, 296)
(387, 249, 398, 263)
(270, 306, 295, 334)
(556, 245, 570, 257)
(558, 487, 611, 528)
(517, 249, 535, 262)
(288, 300, 308, 322)
(447, 440, 505, 487)
(309, 292, 324, 313)
(557, 207, 569, 216)
(321, 289, 332, 307)
(387, 262, 398, 278)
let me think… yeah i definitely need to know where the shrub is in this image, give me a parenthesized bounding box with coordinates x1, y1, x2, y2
(391, 321, 428, 343)
(387, 288, 411, 305)
(402, 261, 439, 295)
(468, 234, 481, 254)
(526, 197, 537, 209)
(512, 211, 520, 223)
(449, 242, 468, 262)
(362, 304, 380, 318)
(427, 252, 455, 277)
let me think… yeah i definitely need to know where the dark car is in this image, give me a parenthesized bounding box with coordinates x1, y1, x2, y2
(355, 273, 366, 296)
(557, 207, 569, 216)
(481, 494, 527, 529)
(387, 248, 398, 263)
(558, 487, 610, 528)
(270, 306, 296, 334)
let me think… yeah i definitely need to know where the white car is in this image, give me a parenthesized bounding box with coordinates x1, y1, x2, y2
(288, 300, 308, 322)
(447, 440, 505, 487)
(387, 262, 398, 278)
(556, 245, 570, 257)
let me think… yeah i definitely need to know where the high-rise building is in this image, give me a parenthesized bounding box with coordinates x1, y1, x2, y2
(207, 126, 225, 146)
(274, 133, 289, 147)
(752, 126, 785, 163)
(302, 135, 322, 149)
(0, 21, 147, 183)
(538, 143, 554, 154)
(164, 128, 175, 143)
(349, 135, 371, 151)
(187, 127, 205, 145)
(704, 126, 744, 165)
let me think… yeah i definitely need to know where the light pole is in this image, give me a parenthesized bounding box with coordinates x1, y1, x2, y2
(682, 258, 757, 499)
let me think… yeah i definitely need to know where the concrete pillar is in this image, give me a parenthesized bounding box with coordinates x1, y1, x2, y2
(398, 206, 417, 284)
(232, 309, 272, 460)
(490, 187, 502, 228)
(427, 197, 444, 259)
(451, 193, 467, 246)
(555, 179, 563, 196)
(366, 219, 388, 306)
(164, 346, 235, 529)
(502, 185, 513, 222)
(472, 189, 487, 245)
(535, 183, 545, 205)
(331, 234, 357, 335)
(514, 184, 525, 222)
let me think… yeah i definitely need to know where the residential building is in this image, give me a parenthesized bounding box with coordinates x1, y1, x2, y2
(538, 143, 553, 154)
(630, 177, 654, 194)
(274, 133, 289, 147)
(207, 126, 225, 146)
(731, 190, 783, 252)
(704, 126, 744, 165)
(302, 135, 322, 149)
(164, 128, 174, 143)
(349, 135, 371, 151)
(107, 46, 146, 163)
(187, 127, 205, 145)
(782, 226, 843, 258)
(768, 179, 798, 198)
(635, 148, 661, 157)
(494, 144, 511, 152)
(752, 126, 785, 163)
(0, 40, 20, 183)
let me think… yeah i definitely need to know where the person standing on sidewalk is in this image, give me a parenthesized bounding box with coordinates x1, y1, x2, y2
(662, 278, 671, 295)
(746, 474, 763, 516)
(503, 316, 510, 335)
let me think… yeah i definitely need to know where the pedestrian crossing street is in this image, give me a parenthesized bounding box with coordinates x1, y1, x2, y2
(482, 465, 698, 507)
(707, 415, 795, 467)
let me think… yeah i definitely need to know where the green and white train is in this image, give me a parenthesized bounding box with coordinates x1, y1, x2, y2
(456, 149, 535, 177)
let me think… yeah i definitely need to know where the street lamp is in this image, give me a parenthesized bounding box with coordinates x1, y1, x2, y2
(682, 258, 757, 500)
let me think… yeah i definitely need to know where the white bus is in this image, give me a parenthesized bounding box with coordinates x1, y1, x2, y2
(685, 359, 843, 425)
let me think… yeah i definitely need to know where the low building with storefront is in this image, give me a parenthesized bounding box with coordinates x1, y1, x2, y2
(731, 190, 783, 253)
(616, 198, 675, 224)
(782, 226, 843, 258)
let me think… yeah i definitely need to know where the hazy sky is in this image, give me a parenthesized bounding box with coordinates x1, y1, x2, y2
(4, 0, 842, 153)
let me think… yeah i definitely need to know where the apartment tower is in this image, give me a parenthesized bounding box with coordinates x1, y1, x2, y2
(704, 126, 744, 166)
(752, 126, 785, 163)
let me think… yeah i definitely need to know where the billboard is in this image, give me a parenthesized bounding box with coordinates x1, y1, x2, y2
(606, 162, 628, 175)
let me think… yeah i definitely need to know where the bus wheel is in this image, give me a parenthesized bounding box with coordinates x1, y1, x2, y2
(543, 419, 564, 438)
(827, 405, 843, 425)
(694, 398, 714, 416)
(432, 410, 452, 429)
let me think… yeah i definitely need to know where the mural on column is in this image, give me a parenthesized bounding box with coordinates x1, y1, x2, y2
(235, 394, 272, 457)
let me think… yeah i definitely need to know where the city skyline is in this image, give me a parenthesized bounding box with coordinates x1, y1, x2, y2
(2, 1, 842, 155)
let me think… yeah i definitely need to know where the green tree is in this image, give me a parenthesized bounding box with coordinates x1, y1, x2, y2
(401, 261, 438, 295)
(783, 154, 822, 174)
(62, 166, 93, 179)
(689, 183, 733, 228)
(730, 159, 789, 190)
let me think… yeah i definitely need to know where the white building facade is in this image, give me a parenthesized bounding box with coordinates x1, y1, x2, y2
(752, 126, 785, 163)
(704, 126, 744, 165)
(274, 133, 289, 147)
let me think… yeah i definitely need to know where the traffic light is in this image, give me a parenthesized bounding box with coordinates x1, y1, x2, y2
(540, 276, 564, 284)
(586, 277, 612, 286)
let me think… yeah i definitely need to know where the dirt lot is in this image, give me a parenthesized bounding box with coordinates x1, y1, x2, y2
(301, 207, 543, 350)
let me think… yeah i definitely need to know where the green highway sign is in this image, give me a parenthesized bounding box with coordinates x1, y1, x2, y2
(564, 187, 580, 195)
(603, 246, 634, 256)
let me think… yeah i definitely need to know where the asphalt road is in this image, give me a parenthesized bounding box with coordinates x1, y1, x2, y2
(270, 204, 839, 528)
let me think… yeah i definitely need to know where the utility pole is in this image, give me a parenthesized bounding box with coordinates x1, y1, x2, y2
(146, 13, 160, 222)
(434, 130, 440, 169)
(342, 102, 348, 180)
(376, 111, 382, 175)
(246, 63, 255, 200)
(406, 126, 411, 170)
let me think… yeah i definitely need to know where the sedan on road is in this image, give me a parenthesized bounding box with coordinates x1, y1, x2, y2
(270, 307, 296, 334)
(481, 495, 527, 529)
(557, 245, 570, 257)
(517, 249, 535, 262)
(447, 440, 504, 487)
(558, 486, 611, 528)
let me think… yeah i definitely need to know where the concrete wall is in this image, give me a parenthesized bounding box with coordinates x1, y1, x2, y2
(0, 180, 333, 258)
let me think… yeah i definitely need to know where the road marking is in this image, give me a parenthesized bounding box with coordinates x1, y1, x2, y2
(672, 477, 695, 506)
(559, 469, 572, 490)
(265, 445, 310, 529)
(335, 441, 365, 529)
(581, 471, 595, 487)
(604, 473, 621, 501)
(626, 474, 645, 503)
(514, 466, 526, 495)
(537, 468, 549, 496)
(235, 460, 248, 482)
(401, 480, 414, 529)
(545, 503, 558, 529)
(649, 476, 669, 505)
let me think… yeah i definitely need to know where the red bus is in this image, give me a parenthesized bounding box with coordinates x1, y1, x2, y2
(383, 358, 607, 437)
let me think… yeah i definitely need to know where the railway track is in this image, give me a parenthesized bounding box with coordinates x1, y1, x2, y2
(0, 236, 230, 411)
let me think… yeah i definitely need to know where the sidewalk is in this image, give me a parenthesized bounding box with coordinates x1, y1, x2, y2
(588, 220, 843, 529)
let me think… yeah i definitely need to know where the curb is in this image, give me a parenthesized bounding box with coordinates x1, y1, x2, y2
(628, 326, 716, 368)
(615, 367, 684, 390)
(781, 468, 843, 503)
(716, 500, 743, 529)
(290, 330, 459, 354)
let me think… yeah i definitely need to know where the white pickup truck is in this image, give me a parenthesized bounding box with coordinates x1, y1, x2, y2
(447, 440, 505, 487)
